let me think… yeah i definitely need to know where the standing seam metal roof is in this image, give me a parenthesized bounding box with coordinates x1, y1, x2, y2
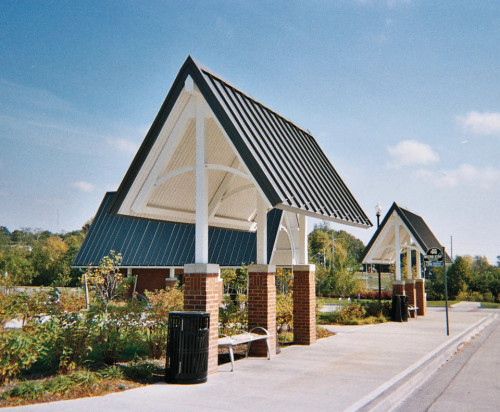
(110, 56, 372, 229)
(73, 192, 282, 267)
(361, 202, 452, 263)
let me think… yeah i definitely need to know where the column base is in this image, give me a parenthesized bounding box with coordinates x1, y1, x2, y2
(415, 278, 426, 316)
(183, 264, 220, 375)
(293, 265, 316, 345)
(248, 264, 277, 356)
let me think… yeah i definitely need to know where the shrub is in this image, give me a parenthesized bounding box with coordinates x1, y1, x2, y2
(219, 293, 247, 336)
(121, 361, 161, 383)
(363, 301, 391, 318)
(6, 380, 45, 400)
(97, 365, 125, 380)
(0, 327, 45, 385)
(39, 308, 98, 374)
(93, 301, 143, 365)
(68, 368, 100, 388)
(84, 251, 126, 309)
(357, 290, 392, 300)
(44, 374, 73, 394)
(276, 292, 293, 333)
(143, 287, 184, 359)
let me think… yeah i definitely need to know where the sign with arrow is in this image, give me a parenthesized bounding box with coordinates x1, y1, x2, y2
(424, 247, 443, 261)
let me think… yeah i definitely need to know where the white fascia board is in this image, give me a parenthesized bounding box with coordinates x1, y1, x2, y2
(277, 203, 370, 229)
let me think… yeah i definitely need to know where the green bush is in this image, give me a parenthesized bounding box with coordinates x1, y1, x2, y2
(276, 292, 293, 333)
(68, 368, 100, 388)
(6, 380, 45, 400)
(143, 287, 184, 359)
(97, 365, 125, 380)
(121, 361, 161, 383)
(39, 309, 97, 374)
(0, 327, 45, 385)
(93, 301, 143, 365)
(44, 374, 73, 394)
(219, 293, 248, 336)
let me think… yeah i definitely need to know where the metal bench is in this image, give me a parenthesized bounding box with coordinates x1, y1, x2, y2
(408, 305, 419, 317)
(218, 327, 271, 372)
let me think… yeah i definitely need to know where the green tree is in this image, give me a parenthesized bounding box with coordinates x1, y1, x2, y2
(471, 255, 489, 276)
(0, 248, 34, 286)
(446, 256, 472, 299)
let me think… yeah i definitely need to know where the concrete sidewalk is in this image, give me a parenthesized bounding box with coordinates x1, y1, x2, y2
(6, 307, 497, 412)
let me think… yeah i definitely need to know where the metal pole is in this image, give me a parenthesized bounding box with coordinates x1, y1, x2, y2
(378, 266, 382, 303)
(376, 211, 381, 303)
(443, 246, 449, 336)
(83, 273, 89, 309)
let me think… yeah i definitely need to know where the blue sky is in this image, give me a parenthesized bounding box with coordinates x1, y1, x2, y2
(1, 0, 499, 263)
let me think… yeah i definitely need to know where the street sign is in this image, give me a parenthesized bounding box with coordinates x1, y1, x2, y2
(425, 248, 443, 261)
(426, 260, 444, 267)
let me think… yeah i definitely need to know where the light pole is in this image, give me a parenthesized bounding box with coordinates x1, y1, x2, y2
(375, 203, 382, 303)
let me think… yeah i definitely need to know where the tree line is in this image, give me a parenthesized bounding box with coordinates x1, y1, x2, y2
(0, 225, 88, 287)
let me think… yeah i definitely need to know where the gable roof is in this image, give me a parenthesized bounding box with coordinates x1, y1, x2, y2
(362, 202, 452, 263)
(110, 56, 371, 229)
(73, 192, 282, 268)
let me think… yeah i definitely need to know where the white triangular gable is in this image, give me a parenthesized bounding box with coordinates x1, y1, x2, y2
(116, 76, 270, 232)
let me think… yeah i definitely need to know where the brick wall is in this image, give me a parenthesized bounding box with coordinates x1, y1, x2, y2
(405, 280, 417, 318)
(248, 264, 277, 357)
(293, 265, 316, 345)
(393, 280, 406, 296)
(183, 264, 220, 375)
(415, 278, 426, 316)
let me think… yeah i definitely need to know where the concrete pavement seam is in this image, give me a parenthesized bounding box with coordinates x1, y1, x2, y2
(345, 312, 498, 412)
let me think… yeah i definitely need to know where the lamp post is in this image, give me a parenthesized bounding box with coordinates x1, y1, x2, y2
(375, 203, 382, 303)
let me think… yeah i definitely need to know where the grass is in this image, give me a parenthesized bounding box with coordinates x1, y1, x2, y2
(480, 302, 500, 308)
(427, 300, 459, 306)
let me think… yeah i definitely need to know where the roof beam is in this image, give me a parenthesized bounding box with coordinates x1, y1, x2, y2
(208, 157, 239, 218)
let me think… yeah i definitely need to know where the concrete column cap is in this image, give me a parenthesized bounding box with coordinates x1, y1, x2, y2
(393, 280, 405, 285)
(292, 264, 316, 272)
(184, 263, 220, 274)
(248, 264, 276, 273)
(415, 278, 425, 283)
(405, 279, 415, 284)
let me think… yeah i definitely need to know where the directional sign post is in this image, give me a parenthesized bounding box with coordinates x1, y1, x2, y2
(443, 246, 449, 336)
(426, 247, 449, 336)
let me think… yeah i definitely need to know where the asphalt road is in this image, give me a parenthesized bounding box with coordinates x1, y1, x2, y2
(395, 313, 500, 412)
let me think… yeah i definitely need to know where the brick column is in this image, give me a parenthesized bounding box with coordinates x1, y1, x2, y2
(392, 280, 406, 296)
(405, 280, 417, 318)
(415, 278, 426, 316)
(292, 264, 316, 345)
(248, 264, 276, 357)
(183, 264, 220, 375)
(165, 278, 177, 289)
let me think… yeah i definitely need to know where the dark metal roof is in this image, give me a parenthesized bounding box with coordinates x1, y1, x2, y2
(73, 192, 282, 267)
(361, 202, 452, 263)
(110, 56, 372, 229)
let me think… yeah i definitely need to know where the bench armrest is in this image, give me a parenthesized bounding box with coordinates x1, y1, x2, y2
(249, 326, 270, 336)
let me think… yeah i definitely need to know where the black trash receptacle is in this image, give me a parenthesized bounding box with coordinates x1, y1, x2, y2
(401, 295, 409, 322)
(392, 295, 403, 322)
(165, 311, 210, 384)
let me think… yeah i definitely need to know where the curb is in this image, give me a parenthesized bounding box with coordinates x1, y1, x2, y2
(345, 312, 498, 412)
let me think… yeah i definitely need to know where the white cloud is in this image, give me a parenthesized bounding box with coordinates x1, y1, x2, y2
(72, 181, 95, 192)
(107, 138, 139, 155)
(387, 140, 439, 168)
(458, 111, 500, 136)
(416, 164, 500, 189)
